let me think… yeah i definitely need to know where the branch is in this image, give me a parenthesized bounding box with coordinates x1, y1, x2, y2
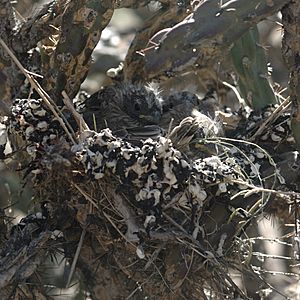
(114, 0, 152, 8)
(124, 2, 191, 82)
(0, 0, 17, 111)
(144, 0, 290, 80)
(0, 229, 51, 297)
(0, 0, 16, 46)
(282, 0, 300, 150)
(0, 71, 11, 115)
(0, 0, 16, 71)
(114, 0, 179, 8)
(12, 0, 66, 53)
(45, 0, 115, 103)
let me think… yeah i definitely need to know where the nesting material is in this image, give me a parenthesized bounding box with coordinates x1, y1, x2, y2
(4, 96, 295, 300)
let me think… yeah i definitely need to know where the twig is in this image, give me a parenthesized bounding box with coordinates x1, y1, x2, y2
(222, 80, 247, 108)
(172, 250, 194, 290)
(255, 269, 299, 277)
(245, 237, 292, 247)
(62, 90, 89, 132)
(231, 179, 300, 198)
(162, 212, 189, 235)
(251, 252, 293, 260)
(72, 183, 99, 209)
(103, 211, 137, 248)
(249, 96, 291, 141)
(66, 228, 86, 288)
(125, 272, 155, 300)
(0, 38, 76, 144)
(66, 197, 95, 288)
(144, 244, 165, 271)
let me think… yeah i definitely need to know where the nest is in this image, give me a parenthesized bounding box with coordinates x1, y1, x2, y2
(1, 95, 299, 300)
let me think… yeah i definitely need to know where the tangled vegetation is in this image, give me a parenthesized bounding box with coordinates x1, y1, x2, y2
(1, 1, 300, 299)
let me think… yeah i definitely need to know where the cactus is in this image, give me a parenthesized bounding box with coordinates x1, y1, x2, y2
(0, 0, 16, 113)
(144, 0, 290, 80)
(44, 0, 115, 103)
(282, 1, 300, 151)
(124, 2, 191, 82)
(230, 26, 277, 110)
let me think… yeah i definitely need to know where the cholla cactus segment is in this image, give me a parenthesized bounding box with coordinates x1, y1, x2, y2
(46, 1, 115, 103)
(144, 0, 289, 80)
(234, 104, 293, 150)
(10, 98, 65, 159)
(0, 120, 7, 159)
(75, 129, 243, 218)
(230, 26, 277, 109)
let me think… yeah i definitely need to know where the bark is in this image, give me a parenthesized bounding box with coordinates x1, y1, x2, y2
(44, 0, 115, 103)
(123, 2, 192, 82)
(143, 0, 290, 80)
(12, 1, 66, 54)
(114, 0, 152, 8)
(282, 0, 300, 150)
(0, 0, 17, 114)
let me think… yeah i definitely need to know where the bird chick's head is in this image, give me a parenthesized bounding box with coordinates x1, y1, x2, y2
(122, 83, 163, 125)
(164, 91, 199, 111)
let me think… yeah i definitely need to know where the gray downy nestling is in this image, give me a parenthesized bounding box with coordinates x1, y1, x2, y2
(83, 83, 163, 134)
(160, 90, 222, 157)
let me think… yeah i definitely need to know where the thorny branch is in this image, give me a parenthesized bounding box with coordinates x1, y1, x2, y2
(143, 0, 290, 80)
(124, 1, 192, 82)
(12, 0, 66, 54)
(282, 0, 300, 151)
(45, 0, 115, 103)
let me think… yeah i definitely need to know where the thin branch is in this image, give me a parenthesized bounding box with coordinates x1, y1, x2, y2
(62, 90, 90, 132)
(66, 228, 86, 288)
(250, 96, 291, 141)
(0, 38, 76, 144)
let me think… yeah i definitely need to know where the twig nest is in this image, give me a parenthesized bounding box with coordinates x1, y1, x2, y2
(235, 105, 293, 146)
(75, 129, 246, 227)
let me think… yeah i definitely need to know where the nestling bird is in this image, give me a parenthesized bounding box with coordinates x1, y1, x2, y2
(160, 91, 200, 130)
(160, 90, 222, 157)
(82, 84, 221, 152)
(160, 90, 219, 130)
(83, 83, 163, 133)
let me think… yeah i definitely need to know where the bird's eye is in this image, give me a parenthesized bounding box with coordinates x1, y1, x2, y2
(134, 103, 141, 111)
